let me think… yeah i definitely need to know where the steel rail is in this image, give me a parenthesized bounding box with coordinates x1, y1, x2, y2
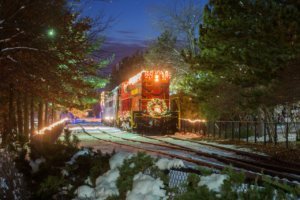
(167, 136, 300, 169)
(94, 128, 300, 183)
(75, 125, 300, 190)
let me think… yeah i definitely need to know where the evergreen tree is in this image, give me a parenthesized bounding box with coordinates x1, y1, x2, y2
(186, 0, 300, 120)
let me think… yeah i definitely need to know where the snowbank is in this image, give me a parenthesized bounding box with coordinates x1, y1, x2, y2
(74, 185, 95, 198)
(126, 172, 167, 200)
(198, 173, 228, 192)
(109, 152, 133, 169)
(95, 168, 120, 199)
(67, 148, 91, 165)
(155, 158, 185, 170)
(74, 152, 131, 200)
(29, 157, 45, 173)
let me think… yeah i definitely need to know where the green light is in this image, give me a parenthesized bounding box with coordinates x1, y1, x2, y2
(47, 29, 56, 37)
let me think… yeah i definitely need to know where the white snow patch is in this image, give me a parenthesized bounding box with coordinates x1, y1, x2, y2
(95, 168, 120, 199)
(0, 177, 8, 190)
(129, 163, 135, 168)
(155, 158, 185, 170)
(198, 173, 228, 192)
(61, 169, 69, 177)
(109, 152, 133, 169)
(126, 172, 167, 200)
(74, 185, 95, 198)
(246, 133, 297, 143)
(29, 157, 45, 173)
(85, 177, 93, 185)
(67, 148, 91, 165)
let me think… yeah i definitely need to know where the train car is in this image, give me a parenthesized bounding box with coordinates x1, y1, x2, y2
(101, 87, 119, 126)
(103, 70, 178, 134)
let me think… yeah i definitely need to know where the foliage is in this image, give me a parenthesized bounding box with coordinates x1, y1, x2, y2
(0, 0, 110, 145)
(14, 129, 112, 199)
(147, 98, 168, 117)
(184, 0, 300, 120)
(0, 149, 29, 200)
(175, 166, 299, 200)
(37, 176, 67, 199)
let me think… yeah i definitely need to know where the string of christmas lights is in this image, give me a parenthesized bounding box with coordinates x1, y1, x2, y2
(36, 118, 69, 135)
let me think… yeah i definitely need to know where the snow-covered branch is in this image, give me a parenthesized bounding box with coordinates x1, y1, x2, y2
(0, 31, 24, 43)
(6, 55, 18, 63)
(1, 47, 38, 53)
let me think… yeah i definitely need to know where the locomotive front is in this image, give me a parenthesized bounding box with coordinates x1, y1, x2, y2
(103, 70, 177, 133)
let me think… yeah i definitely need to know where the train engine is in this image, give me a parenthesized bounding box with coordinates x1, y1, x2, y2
(102, 70, 177, 134)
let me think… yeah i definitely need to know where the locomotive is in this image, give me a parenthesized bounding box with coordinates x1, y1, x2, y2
(101, 70, 178, 134)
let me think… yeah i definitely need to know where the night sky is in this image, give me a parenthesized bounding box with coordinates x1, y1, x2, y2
(81, 0, 206, 73)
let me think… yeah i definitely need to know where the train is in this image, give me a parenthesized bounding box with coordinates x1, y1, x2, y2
(101, 70, 178, 134)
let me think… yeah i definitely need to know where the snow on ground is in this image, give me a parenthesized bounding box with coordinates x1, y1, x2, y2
(75, 185, 95, 199)
(73, 152, 188, 200)
(246, 133, 297, 143)
(68, 125, 236, 168)
(29, 157, 45, 173)
(157, 137, 237, 157)
(155, 158, 185, 170)
(126, 172, 167, 200)
(195, 140, 268, 156)
(109, 152, 133, 169)
(198, 173, 228, 192)
(94, 168, 120, 199)
(74, 152, 132, 200)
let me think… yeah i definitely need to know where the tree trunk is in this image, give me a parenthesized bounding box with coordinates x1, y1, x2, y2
(38, 100, 44, 130)
(16, 92, 24, 138)
(44, 101, 48, 126)
(51, 103, 56, 123)
(1, 113, 8, 145)
(263, 107, 275, 143)
(23, 92, 29, 141)
(8, 84, 16, 135)
(30, 95, 35, 138)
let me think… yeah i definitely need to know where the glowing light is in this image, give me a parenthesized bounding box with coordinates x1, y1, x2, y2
(104, 116, 114, 121)
(47, 28, 56, 38)
(181, 118, 206, 123)
(144, 70, 170, 82)
(154, 74, 159, 82)
(128, 71, 143, 84)
(36, 118, 68, 135)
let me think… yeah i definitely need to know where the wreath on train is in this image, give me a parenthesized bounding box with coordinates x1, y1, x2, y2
(147, 98, 168, 117)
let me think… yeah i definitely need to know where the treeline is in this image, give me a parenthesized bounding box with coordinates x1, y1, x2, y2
(131, 0, 300, 121)
(0, 0, 107, 145)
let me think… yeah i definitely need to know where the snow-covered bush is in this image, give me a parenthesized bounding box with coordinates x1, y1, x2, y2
(126, 172, 167, 200)
(0, 149, 28, 200)
(175, 167, 300, 200)
(116, 152, 170, 199)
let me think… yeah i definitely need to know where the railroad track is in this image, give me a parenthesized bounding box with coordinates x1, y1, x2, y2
(99, 130, 300, 181)
(167, 136, 300, 169)
(75, 125, 300, 186)
(138, 135, 300, 175)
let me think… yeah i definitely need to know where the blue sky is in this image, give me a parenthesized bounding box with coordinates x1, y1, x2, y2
(82, 0, 164, 45)
(80, 0, 206, 73)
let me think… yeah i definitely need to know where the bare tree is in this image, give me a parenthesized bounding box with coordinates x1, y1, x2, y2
(152, 0, 203, 56)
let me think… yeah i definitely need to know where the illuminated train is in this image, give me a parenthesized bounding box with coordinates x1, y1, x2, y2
(101, 70, 178, 133)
